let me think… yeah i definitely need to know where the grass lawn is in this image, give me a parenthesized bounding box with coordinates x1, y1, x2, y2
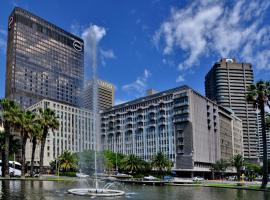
(205, 183, 270, 191)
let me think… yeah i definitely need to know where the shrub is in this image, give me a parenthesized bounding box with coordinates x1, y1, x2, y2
(59, 171, 77, 177)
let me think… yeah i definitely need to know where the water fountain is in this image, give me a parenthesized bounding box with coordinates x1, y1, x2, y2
(68, 28, 125, 197)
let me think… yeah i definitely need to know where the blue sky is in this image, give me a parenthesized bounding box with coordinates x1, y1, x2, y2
(0, 0, 270, 105)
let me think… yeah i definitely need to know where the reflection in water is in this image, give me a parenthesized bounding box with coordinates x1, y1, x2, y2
(0, 180, 269, 200)
(1, 181, 10, 199)
(235, 189, 244, 200)
(264, 192, 270, 200)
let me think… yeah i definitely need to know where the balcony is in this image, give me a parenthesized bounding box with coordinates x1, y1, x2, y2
(115, 125, 121, 131)
(173, 117, 189, 123)
(173, 92, 188, 99)
(125, 124, 133, 131)
(174, 102, 189, 108)
(137, 121, 144, 127)
(174, 109, 189, 115)
(137, 113, 144, 118)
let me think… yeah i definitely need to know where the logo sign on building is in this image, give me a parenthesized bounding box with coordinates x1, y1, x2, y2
(8, 17, 14, 30)
(73, 40, 83, 52)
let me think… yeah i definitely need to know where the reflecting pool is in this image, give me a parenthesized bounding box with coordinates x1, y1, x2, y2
(0, 180, 269, 200)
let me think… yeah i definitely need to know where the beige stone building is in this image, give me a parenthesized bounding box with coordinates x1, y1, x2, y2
(218, 106, 243, 161)
(83, 79, 115, 111)
(26, 99, 94, 167)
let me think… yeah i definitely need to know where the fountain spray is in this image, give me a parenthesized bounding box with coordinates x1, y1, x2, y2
(91, 36, 99, 191)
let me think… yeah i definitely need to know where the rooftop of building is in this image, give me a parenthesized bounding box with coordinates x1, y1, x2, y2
(218, 105, 242, 121)
(11, 7, 83, 43)
(101, 85, 218, 113)
(27, 98, 93, 114)
(84, 79, 115, 90)
(216, 58, 252, 66)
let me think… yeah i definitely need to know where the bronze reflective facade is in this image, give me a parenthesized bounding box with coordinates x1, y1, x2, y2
(5, 7, 84, 108)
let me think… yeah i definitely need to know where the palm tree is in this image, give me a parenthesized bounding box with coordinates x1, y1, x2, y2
(30, 123, 42, 177)
(121, 154, 143, 175)
(151, 152, 172, 176)
(247, 80, 270, 188)
(58, 150, 77, 172)
(265, 113, 270, 129)
(8, 134, 21, 160)
(15, 110, 37, 178)
(0, 99, 19, 178)
(231, 154, 244, 180)
(211, 159, 229, 179)
(38, 108, 59, 174)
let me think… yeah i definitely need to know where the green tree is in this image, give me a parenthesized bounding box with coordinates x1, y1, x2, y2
(8, 134, 21, 160)
(121, 154, 144, 175)
(231, 154, 245, 180)
(0, 132, 21, 162)
(0, 99, 20, 177)
(103, 150, 125, 172)
(77, 150, 94, 174)
(58, 150, 77, 172)
(15, 110, 38, 178)
(30, 123, 42, 177)
(151, 152, 172, 176)
(211, 159, 229, 179)
(247, 80, 270, 188)
(38, 108, 59, 174)
(245, 162, 262, 181)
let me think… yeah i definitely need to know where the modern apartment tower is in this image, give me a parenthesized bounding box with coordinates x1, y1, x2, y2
(256, 112, 270, 159)
(5, 7, 84, 108)
(101, 85, 223, 175)
(205, 58, 257, 161)
(83, 79, 115, 111)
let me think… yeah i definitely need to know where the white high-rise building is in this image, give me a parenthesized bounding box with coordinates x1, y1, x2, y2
(26, 99, 94, 166)
(101, 85, 236, 177)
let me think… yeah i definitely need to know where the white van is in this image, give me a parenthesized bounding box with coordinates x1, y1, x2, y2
(0, 160, 22, 177)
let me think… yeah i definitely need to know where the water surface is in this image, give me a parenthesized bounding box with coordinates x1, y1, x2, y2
(0, 180, 269, 200)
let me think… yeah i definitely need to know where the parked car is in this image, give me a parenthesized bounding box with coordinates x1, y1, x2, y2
(192, 176, 205, 182)
(164, 176, 173, 181)
(76, 172, 89, 178)
(226, 176, 237, 181)
(144, 176, 158, 180)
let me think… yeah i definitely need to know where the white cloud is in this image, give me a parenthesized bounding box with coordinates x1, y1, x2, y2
(100, 49, 116, 66)
(0, 29, 7, 36)
(154, 0, 270, 73)
(0, 28, 7, 52)
(122, 69, 151, 97)
(70, 21, 83, 36)
(100, 49, 115, 59)
(176, 75, 185, 83)
(115, 99, 127, 105)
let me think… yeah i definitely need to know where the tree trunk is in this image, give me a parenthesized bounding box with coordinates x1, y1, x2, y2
(237, 169, 240, 181)
(30, 136, 37, 177)
(39, 127, 47, 175)
(20, 132, 27, 178)
(3, 125, 10, 178)
(260, 103, 268, 188)
(1, 150, 6, 177)
(39, 138, 45, 175)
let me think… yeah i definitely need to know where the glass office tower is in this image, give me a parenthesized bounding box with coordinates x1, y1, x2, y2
(5, 7, 84, 108)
